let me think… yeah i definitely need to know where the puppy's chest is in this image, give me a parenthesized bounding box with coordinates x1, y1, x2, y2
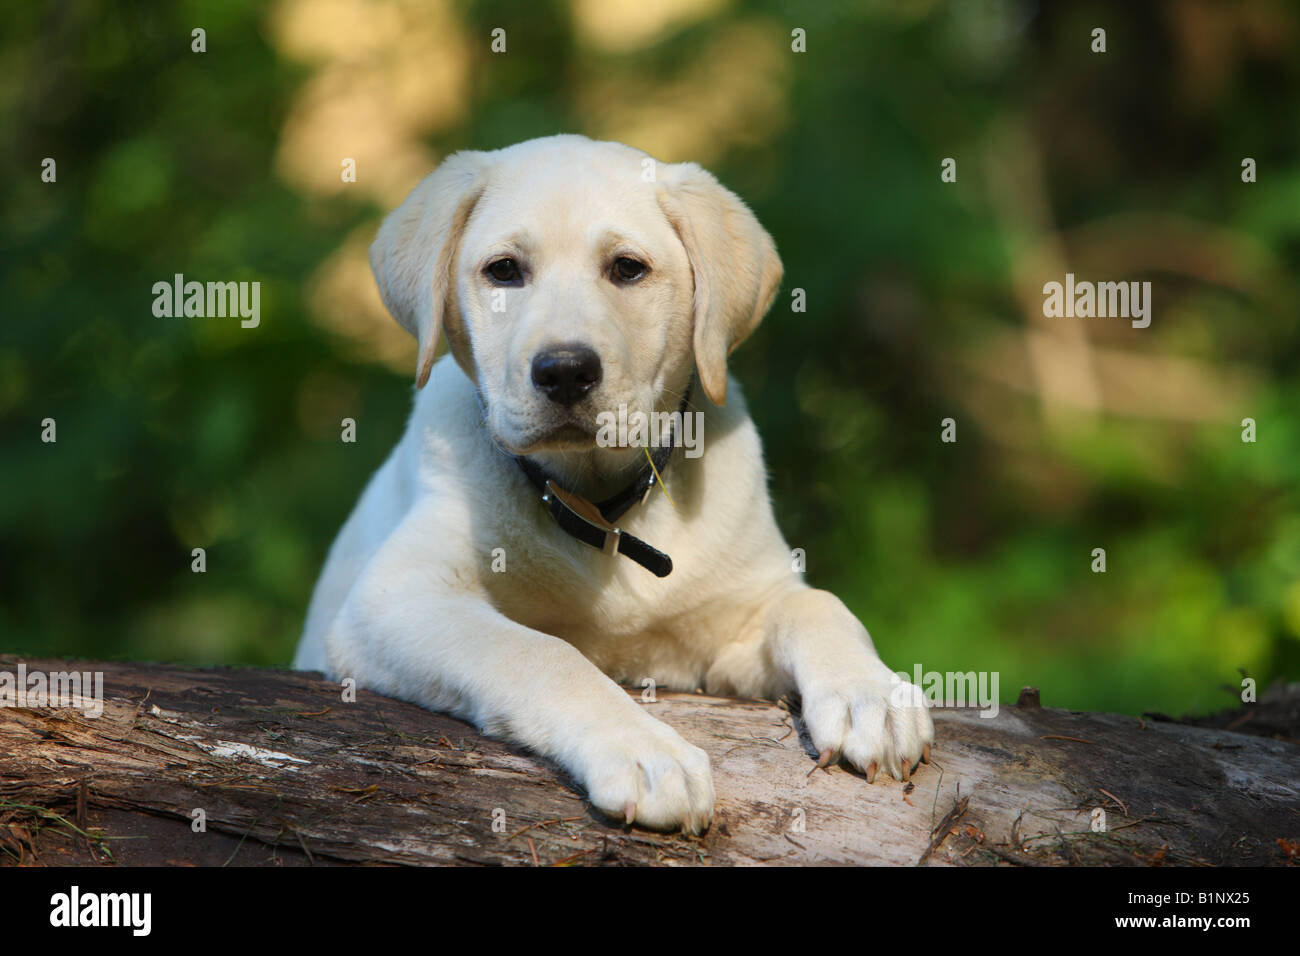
(480, 537, 669, 639)
(477, 529, 715, 687)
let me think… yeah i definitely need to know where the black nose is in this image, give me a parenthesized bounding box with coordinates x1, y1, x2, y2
(531, 345, 602, 406)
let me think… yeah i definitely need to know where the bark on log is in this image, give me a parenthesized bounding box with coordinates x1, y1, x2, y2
(1, 657, 1297, 866)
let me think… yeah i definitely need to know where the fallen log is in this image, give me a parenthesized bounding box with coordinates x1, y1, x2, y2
(0, 657, 1296, 866)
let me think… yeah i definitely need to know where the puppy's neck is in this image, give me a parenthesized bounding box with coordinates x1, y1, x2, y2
(527, 444, 653, 502)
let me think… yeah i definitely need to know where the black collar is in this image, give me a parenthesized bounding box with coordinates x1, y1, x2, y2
(513, 383, 693, 577)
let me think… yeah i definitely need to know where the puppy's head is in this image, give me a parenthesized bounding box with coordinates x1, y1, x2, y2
(369, 135, 782, 456)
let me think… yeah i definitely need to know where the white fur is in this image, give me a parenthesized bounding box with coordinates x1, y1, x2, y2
(294, 135, 933, 833)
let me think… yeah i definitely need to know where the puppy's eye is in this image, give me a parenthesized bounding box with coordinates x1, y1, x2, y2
(485, 258, 522, 285)
(611, 256, 648, 284)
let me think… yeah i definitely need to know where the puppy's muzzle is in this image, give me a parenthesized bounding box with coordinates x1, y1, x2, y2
(531, 344, 602, 406)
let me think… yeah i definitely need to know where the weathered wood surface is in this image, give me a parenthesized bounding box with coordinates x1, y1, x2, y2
(1, 657, 1296, 866)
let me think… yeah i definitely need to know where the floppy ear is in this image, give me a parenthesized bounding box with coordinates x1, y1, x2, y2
(370, 151, 487, 388)
(657, 163, 783, 406)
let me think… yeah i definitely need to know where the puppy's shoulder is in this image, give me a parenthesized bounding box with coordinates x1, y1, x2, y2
(404, 356, 482, 445)
(701, 375, 763, 454)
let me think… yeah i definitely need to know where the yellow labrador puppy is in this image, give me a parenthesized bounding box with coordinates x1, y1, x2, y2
(293, 135, 933, 833)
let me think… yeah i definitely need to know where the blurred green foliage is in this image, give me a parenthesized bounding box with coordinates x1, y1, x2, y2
(2, 0, 1298, 717)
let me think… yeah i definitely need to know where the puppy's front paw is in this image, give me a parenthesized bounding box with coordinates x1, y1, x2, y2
(581, 719, 715, 835)
(798, 659, 934, 782)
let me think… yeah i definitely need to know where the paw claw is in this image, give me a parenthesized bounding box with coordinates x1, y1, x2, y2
(796, 659, 935, 791)
(586, 724, 714, 833)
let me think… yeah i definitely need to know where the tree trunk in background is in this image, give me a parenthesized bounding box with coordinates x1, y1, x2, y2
(1, 657, 1296, 866)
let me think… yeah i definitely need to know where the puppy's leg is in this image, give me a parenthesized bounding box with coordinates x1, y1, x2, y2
(324, 555, 714, 833)
(713, 587, 933, 780)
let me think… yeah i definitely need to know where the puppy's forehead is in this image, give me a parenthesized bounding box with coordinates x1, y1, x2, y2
(493, 136, 651, 190)
(470, 142, 666, 246)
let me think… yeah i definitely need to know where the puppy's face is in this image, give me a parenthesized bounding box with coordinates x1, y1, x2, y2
(453, 142, 694, 455)
(369, 134, 783, 458)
